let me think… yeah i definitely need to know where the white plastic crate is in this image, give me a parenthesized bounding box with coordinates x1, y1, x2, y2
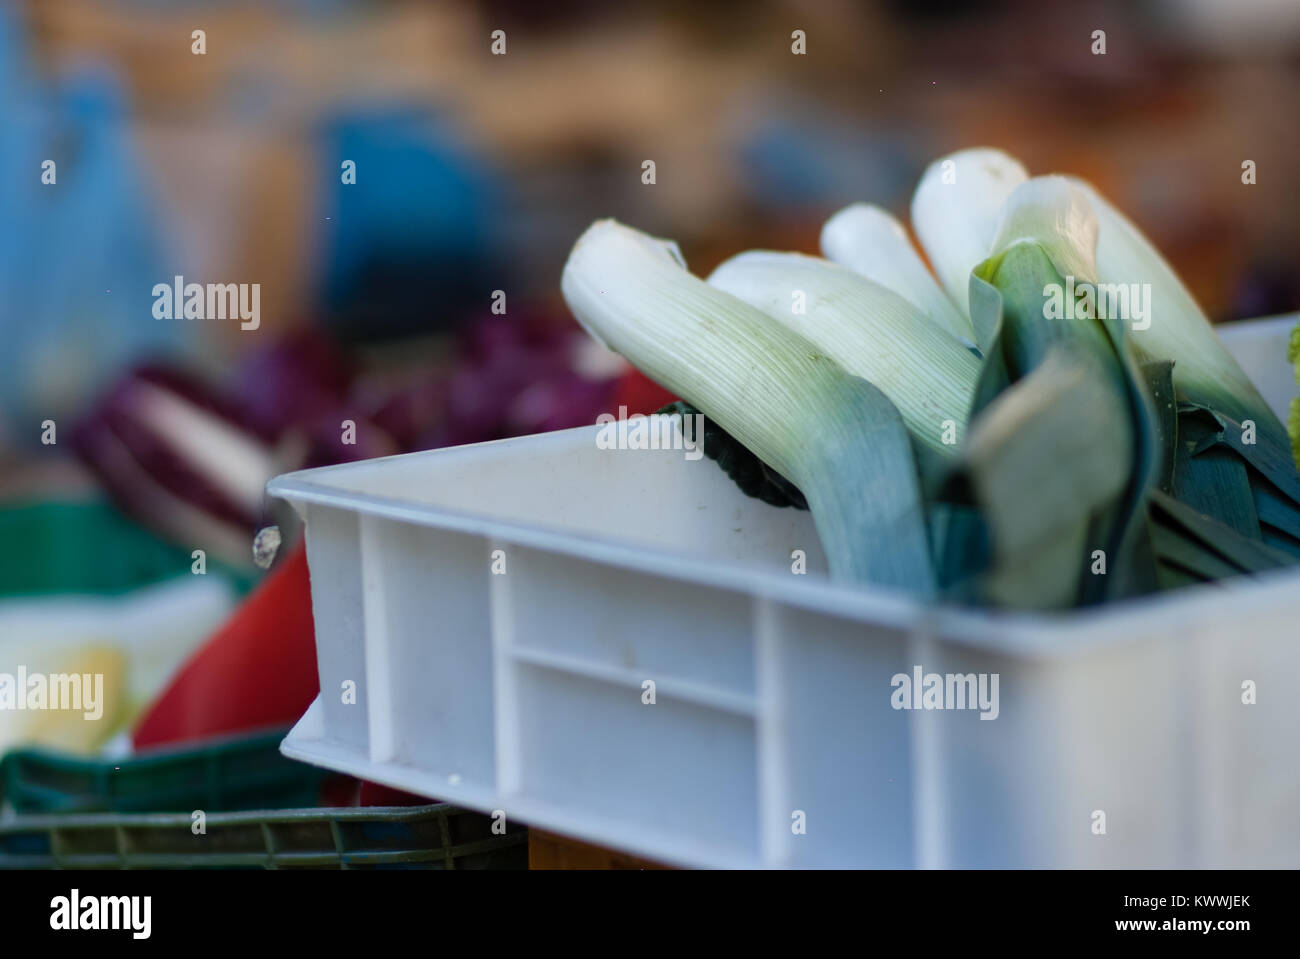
(272, 315, 1300, 868)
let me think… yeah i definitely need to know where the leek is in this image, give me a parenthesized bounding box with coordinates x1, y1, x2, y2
(916, 150, 1300, 560)
(945, 177, 1161, 607)
(561, 220, 935, 594)
(1062, 176, 1300, 550)
(960, 174, 1300, 597)
(1066, 176, 1294, 460)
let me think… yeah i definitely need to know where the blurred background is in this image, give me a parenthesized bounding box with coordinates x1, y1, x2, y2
(0, 0, 1297, 798)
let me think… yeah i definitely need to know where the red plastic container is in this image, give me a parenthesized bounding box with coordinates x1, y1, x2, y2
(133, 543, 319, 748)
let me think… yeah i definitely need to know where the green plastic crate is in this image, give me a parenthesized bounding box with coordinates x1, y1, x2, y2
(0, 729, 331, 814)
(0, 803, 529, 869)
(0, 499, 254, 598)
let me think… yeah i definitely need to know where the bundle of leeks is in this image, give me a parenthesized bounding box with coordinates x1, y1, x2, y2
(561, 148, 1300, 610)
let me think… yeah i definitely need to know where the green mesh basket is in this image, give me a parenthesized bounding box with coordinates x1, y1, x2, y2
(0, 728, 331, 814)
(0, 803, 529, 869)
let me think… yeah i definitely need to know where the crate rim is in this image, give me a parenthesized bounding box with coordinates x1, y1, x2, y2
(268, 437, 1300, 662)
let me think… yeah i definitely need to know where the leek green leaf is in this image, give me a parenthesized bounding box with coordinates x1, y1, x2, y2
(1140, 360, 1178, 495)
(962, 347, 1133, 608)
(1254, 477, 1300, 544)
(1150, 521, 1242, 585)
(1172, 414, 1261, 540)
(1149, 490, 1294, 574)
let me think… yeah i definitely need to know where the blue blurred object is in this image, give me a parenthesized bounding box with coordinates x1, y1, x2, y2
(0, 7, 184, 447)
(315, 105, 505, 342)
(736, 107, 916, 214)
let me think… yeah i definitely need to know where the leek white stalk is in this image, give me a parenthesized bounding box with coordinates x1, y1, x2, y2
(562, 219, 935, 593)
(706, 251, 980, 452)
(561, 222, 849, 485)
(911, 147, 1028, 319)
(820, 203, 974, 344)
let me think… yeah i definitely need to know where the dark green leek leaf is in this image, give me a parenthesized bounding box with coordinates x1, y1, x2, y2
(1085, 302, 1164, 604)
(1254, 477, 1300, 542)
(1260, 526, 1300, 561)
(1149, 490, 1294, 574)
(656, 401, 807, 509)
(1150, 520, 1241, 585)
(1200, 406, 1300, 508)
(1173, 414, 1261, 539)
